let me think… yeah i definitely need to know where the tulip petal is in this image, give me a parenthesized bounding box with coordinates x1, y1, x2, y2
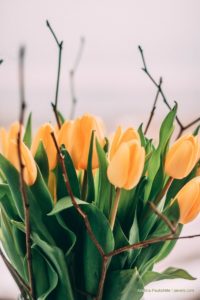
(109, 127, 122, 160)
(107, 143, 129, 188)
(124, 141, 145, 190)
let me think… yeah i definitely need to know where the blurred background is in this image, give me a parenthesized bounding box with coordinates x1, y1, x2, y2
(0, 0, 200, 299)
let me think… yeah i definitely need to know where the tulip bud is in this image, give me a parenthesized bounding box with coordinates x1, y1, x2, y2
(31, 123, 57, 170)
(0, 122, 23, 156)
(107, 127, 145, 190)
(7, 140, 37, 185)
(165, 134, 200, 179)
(65, 114, 105, 170)
(174, 177, 200, 224)
(0, 128, 8, 155)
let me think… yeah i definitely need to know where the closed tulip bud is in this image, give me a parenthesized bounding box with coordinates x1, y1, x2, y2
(7, 140, 37, 185)
(107, 127, 145, 190)
(165, 134, 200, 179)
(0, 122, 23, 156)
(174, 177, 200, 224)
(58, 120, 74, 153)
(31, 123, 57, 170)
(68, 114, 105, 170)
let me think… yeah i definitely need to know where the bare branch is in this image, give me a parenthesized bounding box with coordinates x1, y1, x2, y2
(17, 46, 35, 300)
(69, 37, 85, 119)
(144, 77, 162, 134)
(46, 20, 63, 128)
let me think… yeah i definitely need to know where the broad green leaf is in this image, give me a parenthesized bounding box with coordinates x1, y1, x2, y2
(23, 113, 32, 148)
(35, 142, 49, 183)
(144, 105, 177, 203)
(142, 267, 196, 286)
(95, 139, 113, 216)
(109, 221, 130, 271)
(49, 196, 115, 295)
(127, 210, 140, 267)
(56, 147, 80, 200)
(103, 268, 144, 300)
(12, 221, 75, 300)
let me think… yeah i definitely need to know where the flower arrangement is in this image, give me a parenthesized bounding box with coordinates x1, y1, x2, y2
(0, 21, 200, 300)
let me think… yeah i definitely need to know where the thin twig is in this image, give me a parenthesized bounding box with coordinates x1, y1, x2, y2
(138, 46, 200, 138)
(95, 256, 109, 300)
(106, 233, 200, 258)
(69, 37, 85, 119)
(46, 20, 63, 128)
(17, 47, 35, 300)
(144, 77, 162, 134)
(0, 247, 30, 297)
(149, 201, 176, 234)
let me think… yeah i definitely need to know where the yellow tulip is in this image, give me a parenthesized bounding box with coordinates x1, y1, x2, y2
(165, 134, 200, 179)
(107, 127, 145, 190)
(7, 140, 37, 186)
(174, 176, 200, 224)
(31, 123, 57, 170)
(61, 114, 105, 170)
(0, 122, 23, 156)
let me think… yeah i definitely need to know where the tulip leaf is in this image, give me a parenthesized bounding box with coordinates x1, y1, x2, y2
(103, 268, 144, 300)
(50, 196, 115, 295)
(12, 220, 75, 300)
(86, 131, 95, 202)
(57, 110, 65, 125)
(109, 221, 130, 271)
(144, 104, 177, 203)
(23, 112, 32, 148)
(142, 267, 196, 286)
(193, 124, 200, 136)
(35, 142, 49, 183)
(127, 210, 140, 267)
(56, 147, 80, 200)
(138, 123, 146, 147)
(95, 139, 113, 216)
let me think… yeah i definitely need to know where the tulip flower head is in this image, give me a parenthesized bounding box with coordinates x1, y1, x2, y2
(107, 127, 145, 190)
(31, 123, 57, 170)
(165, 134, 200, 179)
(174, 176, 200, 224)
(63, 114, 105, 170)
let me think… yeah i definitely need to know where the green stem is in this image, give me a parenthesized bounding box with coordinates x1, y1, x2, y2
(109, 188, 121, 231)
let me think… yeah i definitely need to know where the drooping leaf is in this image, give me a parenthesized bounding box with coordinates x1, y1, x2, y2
(103, 268, 144, 300)
(142, 267, 196, 286)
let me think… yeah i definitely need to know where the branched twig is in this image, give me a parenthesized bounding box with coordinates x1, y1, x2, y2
(17, 47, 35, 300)
(69, 37, 85, 119)
(46, 20, 63, 128)
(149, 201, 176, 234)
(0, 247, 30, 297)
(144, 77, 162, 134)
(138, 46, 200, 138)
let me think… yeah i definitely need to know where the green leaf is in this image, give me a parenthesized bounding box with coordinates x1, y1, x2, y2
(57, 110, 65, 125)
(86, 131, 95, 202)
(95, 139, 113, 216)
(56, 147, 80, 200)
(12, 221, 75, 300)
(50, 196, 115, 295)
(23, 113, 32, 148)
(34, 142, 49, 183)
(127, 210, 140, 267)
(142, 267, 196, 286)
(103, 268, 144, 300)
(138, 124, 146, 147)
(193, 124, 200, 136)
(144, 104, 177, 203)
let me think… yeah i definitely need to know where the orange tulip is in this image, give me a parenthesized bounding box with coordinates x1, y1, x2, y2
(165, 134, 200, 179)
(31, 123, 57, 170)
(0, 122, 23, 156)
(7, 140, 37, 185)
(59, 114, 105, 170)
(174, 176, 200, 224)
(107, 127, 145, 190)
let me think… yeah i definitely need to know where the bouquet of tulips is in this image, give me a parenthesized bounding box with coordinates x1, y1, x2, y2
(0, 102, 200, 300)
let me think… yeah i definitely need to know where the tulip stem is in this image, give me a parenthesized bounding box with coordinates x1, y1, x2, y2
(109, 187, 121, 231)
(154, 177, 173, 206)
